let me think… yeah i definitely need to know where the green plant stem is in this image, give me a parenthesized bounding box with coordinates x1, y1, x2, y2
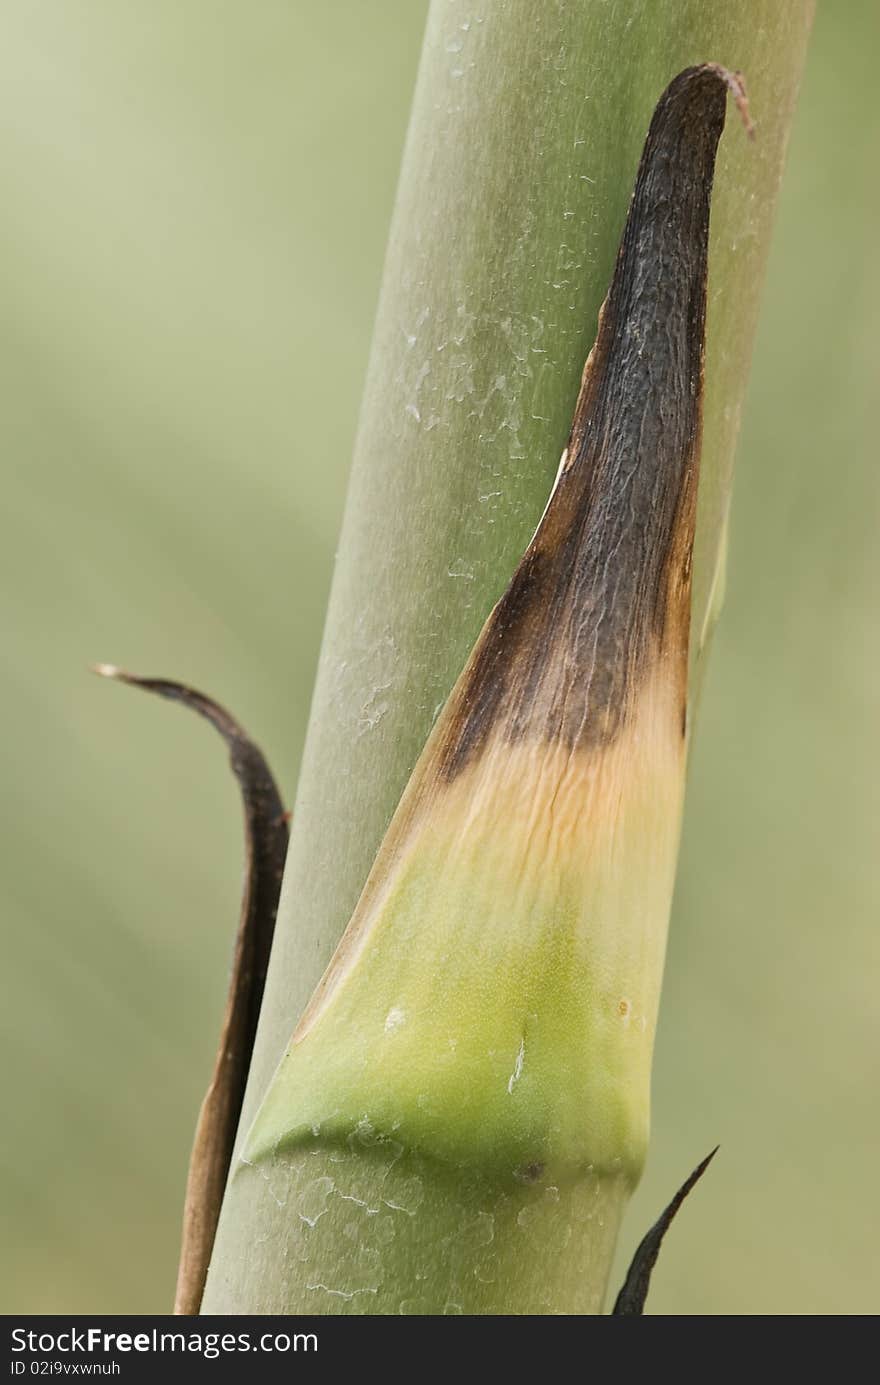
(202, 0, 812, 1315)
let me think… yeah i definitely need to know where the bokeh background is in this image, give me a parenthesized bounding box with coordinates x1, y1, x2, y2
(1, 1, 876, 1315)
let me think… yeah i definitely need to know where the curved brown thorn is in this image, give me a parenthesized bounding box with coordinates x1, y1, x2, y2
(612, 1146, 719, 1314)
(93, 664, 290, 1314)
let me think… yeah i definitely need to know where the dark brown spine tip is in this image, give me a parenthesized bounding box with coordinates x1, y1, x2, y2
(92, 664, 251, 745)
(612, 1146, 719, 1314)
(94, 664, 289, 1314)
(435, 65, 749, 781)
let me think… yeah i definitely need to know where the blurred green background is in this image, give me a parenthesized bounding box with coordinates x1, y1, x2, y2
(1, 1, 875, 1315)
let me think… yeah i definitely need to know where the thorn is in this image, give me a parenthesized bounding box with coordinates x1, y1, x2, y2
(612, 1146, 719, 1315)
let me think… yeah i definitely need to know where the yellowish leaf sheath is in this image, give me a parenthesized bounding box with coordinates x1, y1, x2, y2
(245, 66, 749, 1192)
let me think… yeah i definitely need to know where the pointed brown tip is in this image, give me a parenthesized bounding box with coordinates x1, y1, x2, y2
(432, 63, 746, 781)
(92, 664, 246, 743)
(612, 1146, 720, 1315)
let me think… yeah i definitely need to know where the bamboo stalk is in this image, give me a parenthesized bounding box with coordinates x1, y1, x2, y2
(202, 0, 812, 1316)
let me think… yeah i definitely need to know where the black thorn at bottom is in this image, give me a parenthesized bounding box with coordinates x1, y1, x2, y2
(612, 1146, 719, 1315)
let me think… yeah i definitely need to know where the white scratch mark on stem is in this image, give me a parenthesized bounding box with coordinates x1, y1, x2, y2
(508, 1037, 525, 1094)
